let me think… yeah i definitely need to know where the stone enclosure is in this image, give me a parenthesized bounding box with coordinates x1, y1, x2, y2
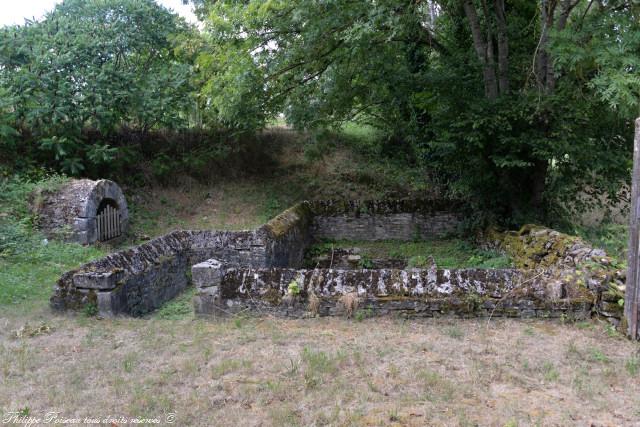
(52, 199, 624, 325)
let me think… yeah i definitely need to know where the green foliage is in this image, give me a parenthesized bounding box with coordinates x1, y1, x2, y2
(0, 173, 68, 256)
(354, 307, 373, 322)
(1, 0, 635, 227)
(83, 303, 98, 317)
(573, 223, 628, 264)
(0, 0, 196, 174)
(197, 0, 634, 223)
(552, 3, 640, 117)
(358, 256, 374, 269)
(287, 280, 300, 296)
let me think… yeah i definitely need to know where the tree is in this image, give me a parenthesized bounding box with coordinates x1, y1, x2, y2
(194, 0, 635, 223)
(0, 0, 196, 174)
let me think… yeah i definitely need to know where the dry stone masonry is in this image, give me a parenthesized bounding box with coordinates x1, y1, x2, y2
(31, 179, 129, 244)
(484, 224, 626, 326)
(53, 199, 621, 325)
(309, 199, 461, 241)
(52, 203, 312, 316)
(192, 261, 592, 319)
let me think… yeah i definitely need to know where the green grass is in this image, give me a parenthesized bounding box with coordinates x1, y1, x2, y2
(306, 239, 512, 269)
(301, 347, 340, 389)
(152, 287, 196, 320)
(0, 232, 106, 311)
(625, 356, 639, 376)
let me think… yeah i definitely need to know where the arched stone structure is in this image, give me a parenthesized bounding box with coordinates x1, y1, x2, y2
(32, 179, 129, 244)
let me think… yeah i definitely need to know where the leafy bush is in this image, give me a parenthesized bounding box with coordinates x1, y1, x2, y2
(0, 0, 196, 174)
(0, 220, 36, 258)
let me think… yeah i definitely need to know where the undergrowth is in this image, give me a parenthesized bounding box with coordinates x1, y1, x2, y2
(573, 223, 628, 264)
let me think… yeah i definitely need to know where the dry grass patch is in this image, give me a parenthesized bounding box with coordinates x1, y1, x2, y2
(0, 313, 639, 426)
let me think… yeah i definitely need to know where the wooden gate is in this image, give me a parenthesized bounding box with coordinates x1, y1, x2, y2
(96, 204, 121, 242)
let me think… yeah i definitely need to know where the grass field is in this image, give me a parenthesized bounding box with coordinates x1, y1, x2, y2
(305, 240, 512, 269)
(1, 312, 639, 426)
(1, 140, 639, 426)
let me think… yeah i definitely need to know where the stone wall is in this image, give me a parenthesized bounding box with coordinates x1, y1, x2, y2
(259, 202, 313, 268)
(309, 200, 461, 241)
(52, 230, 253, 316)
(52, 201, 315, 316)
(192, 260, 593, 319)
(54, 199, 465, 316)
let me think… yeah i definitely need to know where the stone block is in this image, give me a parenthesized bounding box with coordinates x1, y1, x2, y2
(73, 270, 124, 290)
(97, 289, 123, 318)
(192, 259, 224, 289)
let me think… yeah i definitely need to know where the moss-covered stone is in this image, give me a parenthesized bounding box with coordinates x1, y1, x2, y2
(262, 202, 312, 238)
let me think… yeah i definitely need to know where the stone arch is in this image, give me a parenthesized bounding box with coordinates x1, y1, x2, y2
(32, 179, 129, 244)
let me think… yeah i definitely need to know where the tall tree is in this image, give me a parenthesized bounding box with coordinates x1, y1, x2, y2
(195, 0, 636, 221)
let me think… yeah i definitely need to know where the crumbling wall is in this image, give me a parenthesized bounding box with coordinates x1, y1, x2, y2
(60, 199, 596, 320)
(260, 202, 313, 267)
(485, 224, 626, 325)
(52, 230, 269, 317)
(309, 199, 461, 241)
(192, 260, 593, 319)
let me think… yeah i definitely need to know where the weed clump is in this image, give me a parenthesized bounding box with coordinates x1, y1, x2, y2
(338, 292, 360, 318)
(308, 292, 320, 315)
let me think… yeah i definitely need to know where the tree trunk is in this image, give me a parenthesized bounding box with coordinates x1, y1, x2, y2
(530, 159, 548, 213)
(463, 0, 499, 99)
(535, 0, 555, 92)
(494, 0, 509, 94)
(626, 117, 640, 340)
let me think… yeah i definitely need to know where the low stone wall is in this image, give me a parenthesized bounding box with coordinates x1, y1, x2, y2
(309, 200, 461, 241)
(192, 260, 593, 319)
(52, 230, 260, 316)
(52, 203, 313, 317)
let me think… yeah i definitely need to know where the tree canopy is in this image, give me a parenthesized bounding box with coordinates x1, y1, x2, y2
(194, 0, 638, 222)
(0, 0, 195, 174)
(1, 0, 638, 224)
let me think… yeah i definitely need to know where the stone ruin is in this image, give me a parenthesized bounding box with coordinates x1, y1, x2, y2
(51, 199, 624, 325)
(32, 179, 129, 245)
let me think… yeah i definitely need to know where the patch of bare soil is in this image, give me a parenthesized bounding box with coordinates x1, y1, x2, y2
(1, 313, 639, 426)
